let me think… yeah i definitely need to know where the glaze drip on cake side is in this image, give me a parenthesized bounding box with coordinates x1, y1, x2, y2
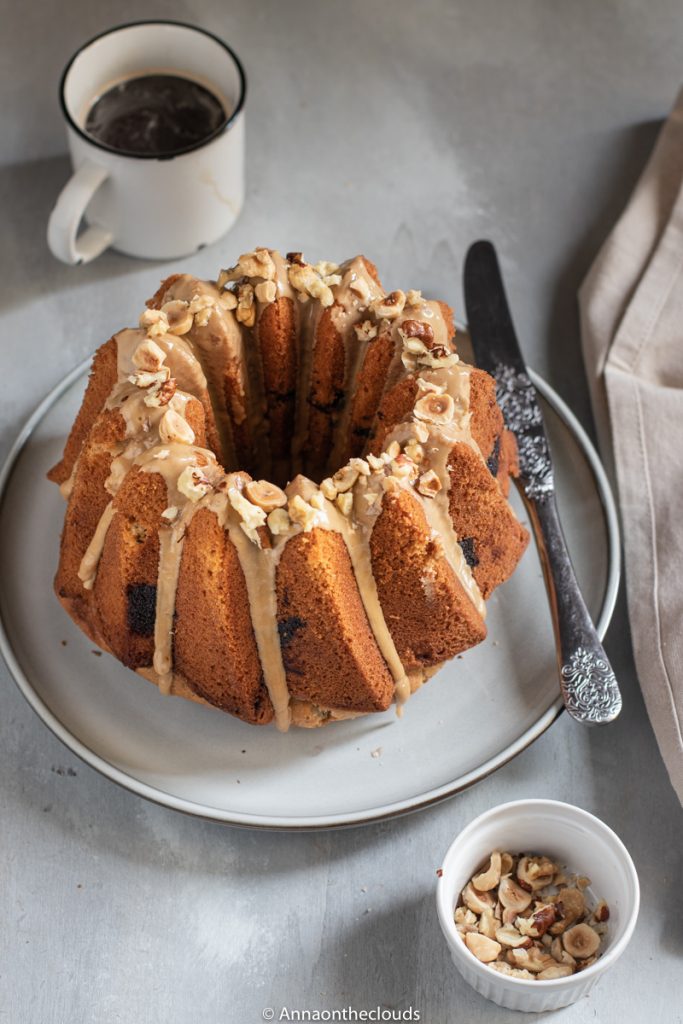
(49, 248, 530, 730)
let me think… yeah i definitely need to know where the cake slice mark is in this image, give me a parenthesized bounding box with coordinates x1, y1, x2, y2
(292, 477, 411, 706)
(213, 492, 292, 732)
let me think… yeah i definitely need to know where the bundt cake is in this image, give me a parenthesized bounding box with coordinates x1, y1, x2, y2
(48, 248, 529, 730)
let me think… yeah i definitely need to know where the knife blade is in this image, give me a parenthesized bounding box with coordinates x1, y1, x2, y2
(464, 240, 622, 725)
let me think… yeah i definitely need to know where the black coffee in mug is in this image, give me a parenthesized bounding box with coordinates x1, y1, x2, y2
(85, 73, 227, 157)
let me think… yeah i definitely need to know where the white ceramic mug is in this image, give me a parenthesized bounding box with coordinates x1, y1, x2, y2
(48, 21, 246, 264)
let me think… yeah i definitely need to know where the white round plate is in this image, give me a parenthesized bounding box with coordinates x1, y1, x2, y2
(0, 358, 619, 829)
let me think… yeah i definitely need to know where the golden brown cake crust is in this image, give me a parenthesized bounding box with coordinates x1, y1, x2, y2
(48, 248, 529, 731)
(276, 528, 395, 713)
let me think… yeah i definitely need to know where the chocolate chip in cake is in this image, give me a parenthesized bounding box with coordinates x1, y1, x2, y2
(459, 537, 480, 568)
(126, 583, 157, 636)
(487, 435, 501, 477)
(278, 615, 306, 647)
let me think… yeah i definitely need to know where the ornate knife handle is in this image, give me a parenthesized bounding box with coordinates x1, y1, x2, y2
(522, 491, 622, 725)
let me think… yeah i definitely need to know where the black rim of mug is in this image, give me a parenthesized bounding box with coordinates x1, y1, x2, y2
(59, 19, 247, 161)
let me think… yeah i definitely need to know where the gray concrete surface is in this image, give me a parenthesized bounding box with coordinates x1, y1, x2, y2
(1, 1, 682, 1021)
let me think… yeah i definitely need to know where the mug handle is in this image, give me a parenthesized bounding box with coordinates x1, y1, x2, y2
(47, 160, 114, 265)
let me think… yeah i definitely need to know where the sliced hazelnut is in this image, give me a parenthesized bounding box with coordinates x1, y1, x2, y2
(132, 338, 166, 373)
(461, 882, 495, 915)
(517, 855, 557, 891)
(472, 852, 502, 892)
(160, 506, 180, 523)
(309, 490, 326, 511)
(498, 875, 532, 914)
(158, 409, 195, 445)
(385, 440, 401, 460)
(161, 300, 194, 336)
(550, 887, 585, 934)
(219, 290, 238, 311)
(562, 923, 600, 960)
(464, 933, 501, 964)
(332, 464, 360, 493)
(495, 925, 532, 949)
(537, 964, 574, 980)
(244, 479, 287, 513)
(414, 392, 455, 426)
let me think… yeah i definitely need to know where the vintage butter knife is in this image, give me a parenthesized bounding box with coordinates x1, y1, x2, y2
(464, 240, 622, 725)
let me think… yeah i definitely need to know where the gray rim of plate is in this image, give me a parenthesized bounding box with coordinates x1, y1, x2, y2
(0, 356, 621, 831)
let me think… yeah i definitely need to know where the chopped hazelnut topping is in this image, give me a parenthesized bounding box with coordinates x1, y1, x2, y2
(267, 507, 291, 535)
(371, 290, 406, 319)
(336, 492, 353, 516)
(332, 464, 360, 493)
(349, 276, 371, 303)
(416, 470, 442, 498)
(354, 319, 378, 342)
(161, 300, 194, 336)
(288, 495, 321, 532)
(414, 392, 455, 426)
(399, 319, 435, 350)
(228, 486, 267, 544)
(244, 479, 287, 513)
(219, 248, 276, 286)
(128, 367, 171, 390)
(236, 282, 256, 327)
(158, 409, 195, 445)
(177, 466, 212, 502)
(255, 280, 277, 304)
(320, 477, 337, 501)
(456, 851, 608, 982)
(139, 307, 169, 338)
(144, 378, 177, 408)
(132, 339, 166, 373)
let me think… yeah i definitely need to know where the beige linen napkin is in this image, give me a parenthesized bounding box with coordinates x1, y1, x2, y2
(580, 88, 683, 805)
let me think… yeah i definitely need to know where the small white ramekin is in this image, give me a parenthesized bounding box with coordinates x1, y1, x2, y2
(436, 799, 639, 1012)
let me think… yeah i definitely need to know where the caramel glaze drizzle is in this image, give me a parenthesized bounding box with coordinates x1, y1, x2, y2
(71, 250, 510, 731)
